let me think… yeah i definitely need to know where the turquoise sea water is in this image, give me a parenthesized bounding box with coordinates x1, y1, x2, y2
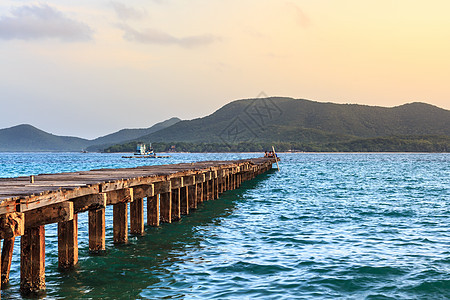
(0, 153, 449, 299)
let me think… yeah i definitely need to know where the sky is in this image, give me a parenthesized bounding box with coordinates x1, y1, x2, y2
(1, 0, 449, 139)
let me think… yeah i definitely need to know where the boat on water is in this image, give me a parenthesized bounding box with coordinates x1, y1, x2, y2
(135, 143, 154, 155)
(122, 143, 170, 159)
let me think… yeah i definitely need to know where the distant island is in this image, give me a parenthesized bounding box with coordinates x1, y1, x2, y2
(1, 98, 449, 152)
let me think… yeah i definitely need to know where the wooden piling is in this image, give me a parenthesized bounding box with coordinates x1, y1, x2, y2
(171, 188, 181, 221)
(1, 238, 14, 287)
(214, 177, 219, 199)
(113, 202, 128, 244)
(197, 181, 204, 203)
(160, 192, 172, 223)
(130, 197, 144, 235)
(147, 195, 159, 227)
(188, 185, 197, 210)
(20, 226, 45, 294)
(180, 186, 189, 215)
(88, 208, 105, 252)
(58, 214, 78, 269)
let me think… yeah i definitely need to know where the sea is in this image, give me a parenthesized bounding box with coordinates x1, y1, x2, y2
(0, 152, 449, 299)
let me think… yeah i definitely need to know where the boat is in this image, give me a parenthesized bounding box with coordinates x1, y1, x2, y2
(134, 143, 154, 156)
(122, 143, 170, 159)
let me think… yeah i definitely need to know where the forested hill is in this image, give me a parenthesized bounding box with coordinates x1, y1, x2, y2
(131, 98, 450, 144)
(0, 124, 89, 152)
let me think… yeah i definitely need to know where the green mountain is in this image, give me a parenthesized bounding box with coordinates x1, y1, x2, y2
(86, 117, 181, 151)
(131, 98, 450, 144)
(0, 124, 89, 152)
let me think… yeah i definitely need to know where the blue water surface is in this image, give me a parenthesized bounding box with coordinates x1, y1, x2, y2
(0, 152, 449, 299)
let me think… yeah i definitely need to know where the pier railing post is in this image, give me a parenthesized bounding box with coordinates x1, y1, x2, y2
(58, 214, 78, 269)
(20, 225, 45, 294)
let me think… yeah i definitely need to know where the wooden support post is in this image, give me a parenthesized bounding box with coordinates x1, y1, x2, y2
(20, 225, 45, 295)
(130, 197, 144, 235)
(204, 180, 209, 201)
(188, 185, 197, 210)
(1, 237, 14, 287)
(171, 188, 181, 221)
(197, 182, 203, 203)
(160, 192, 172, 223)
(180, 186, 189, 215)
(58, 214, 78, 269)
(147, 195, 159, 227)
(89, 208, 105, 253)
(214, 178, 219, 199)
(219, 176, 224, 194)
(113, 202, 128, 244)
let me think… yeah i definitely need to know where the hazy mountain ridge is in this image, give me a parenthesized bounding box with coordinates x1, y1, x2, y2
(0, 117, 181, 152)
(85, 117, 181, 151)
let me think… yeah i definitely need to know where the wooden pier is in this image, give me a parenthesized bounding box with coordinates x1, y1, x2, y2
(0, 157, 277, 295)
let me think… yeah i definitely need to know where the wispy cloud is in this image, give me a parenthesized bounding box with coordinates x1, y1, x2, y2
(286, 2, 311, 28)
(0, 4, 93, 41)
(110, 1, 148, 21)
(117, 24, 219, 48)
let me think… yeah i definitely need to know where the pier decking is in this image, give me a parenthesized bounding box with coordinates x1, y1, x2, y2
(0, 157, 277, 295)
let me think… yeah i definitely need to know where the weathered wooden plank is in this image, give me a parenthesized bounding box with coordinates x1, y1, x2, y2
(195, 173, 206, 183)
(182, 176, 195, 187)
(18, 185, 100, 213)
(25, 202, 73, 229)
(1, 237, 14, 287)
(71, 193, 106, 214)
(133, 184, 154, 199)
(0, 212, 24, 239)
(160, 192, 171, 223)
(113, 202, 128, 244)
(130, 197, 144, 235)
(154, 181, 171, 194)
(0, 200, 17, 215)
(88, 208, 105, 252)
(170, 177, 183, 189)
(106, 188, 133, 205)
(147, 195, 159, 227)
(20, 225, 45, 294)
(58, 214, 78, 269)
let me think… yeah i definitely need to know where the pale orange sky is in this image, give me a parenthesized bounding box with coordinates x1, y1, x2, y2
(0, 0, 449, 138)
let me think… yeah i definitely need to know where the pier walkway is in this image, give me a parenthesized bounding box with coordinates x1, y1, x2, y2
(0, 157, 277, 295)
